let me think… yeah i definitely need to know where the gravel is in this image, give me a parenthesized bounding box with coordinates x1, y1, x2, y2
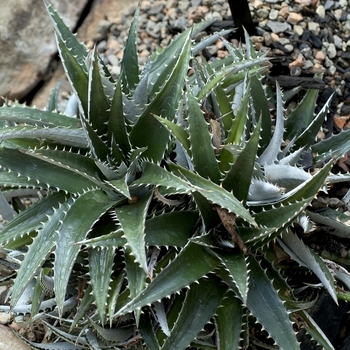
(83, 0, 350, 120)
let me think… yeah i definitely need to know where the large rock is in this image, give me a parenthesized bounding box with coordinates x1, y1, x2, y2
(0, 325, 30, 350)
(0, 0, 88, 102)
(31, 0, 138, 108)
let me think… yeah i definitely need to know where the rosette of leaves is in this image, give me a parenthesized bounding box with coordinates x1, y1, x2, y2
(0, 1, 349, 349)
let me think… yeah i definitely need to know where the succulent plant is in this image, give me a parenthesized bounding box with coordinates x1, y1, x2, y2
(0, 1, 350, 349)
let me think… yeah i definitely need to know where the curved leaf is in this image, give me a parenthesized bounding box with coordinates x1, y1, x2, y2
(108, 80, 131, 158)
(278, 229, 337, 303)
(54, 189, 116, 315)
(187, 89, 221, 183)
(0, 191, 67, 244)
(11, 199, 71, 306)
(0, 148, 97, 193)
(222, 117, 261, 202)
(130, 29, 192, 162)
(120, 7, 140, 94)
(312, 129, 350, 164)
(168, 163, 257, 227)
(115, 191, 153, 273)
(145, 211, 199, 247)
(89, 247, 115, 324)
(247, 256, 300, 350)
(215, 292, 242, 350)
(161, 275, 226, 350)
(0, 104, 80, 128)
(24, 148, 110, 190)
(88, 47, 111, 137)
(115, 242, 219, 316)
(285, 87, 318, 141)
(214, 250, 248, 303)
(0, 126, 88, 148)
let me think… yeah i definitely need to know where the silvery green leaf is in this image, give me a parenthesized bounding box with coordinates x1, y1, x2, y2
(264, 164, 312, 191)
(307, 209, 350, 238)
(324, 259, 350, 290)
(259, 81, 285, 165)
(248, 178, 284, 201)
(278, 229, 337, 303)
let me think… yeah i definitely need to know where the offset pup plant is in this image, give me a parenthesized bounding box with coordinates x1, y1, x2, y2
(0, 1, 349, 349)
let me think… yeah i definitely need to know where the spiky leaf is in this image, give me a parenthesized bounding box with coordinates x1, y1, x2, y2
(247, 256, 300, 350)
(115, 191, 152, 273)
(161, 275, 226, 350)
(89, 247, 115, 324)
(54, 189, 116, 315)
(115, 242, 219, 316)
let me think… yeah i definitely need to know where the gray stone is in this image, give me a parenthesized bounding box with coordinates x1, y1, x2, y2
(148, 3, 165, 15)
(334, 9, 343, 21)
(328, 65, 337, 75)
(263, 32, 272, 46)
(327, 43, 337, 59)
(308, 22, 320, 35)
(256, 8, 269, 19)
(301, 46, 312, 59)
(266, 20, 291, 33)
(316, 5, 326, 18)
(284, 44, 294, 53)
(290, 66, 301, 76)
(333, 35, 343, 49)
(339, 0, 347, 8)
(268, 9, 279, 20)
(303, 60, 314, 70)
(324, 0, 335, 10)
(0, 0, 88, 102)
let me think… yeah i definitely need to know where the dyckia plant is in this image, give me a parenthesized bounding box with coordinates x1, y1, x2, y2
(0, 1, 349, 349)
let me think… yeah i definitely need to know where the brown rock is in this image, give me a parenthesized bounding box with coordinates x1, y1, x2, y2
(315, 50, 325, 62)
(279, 6, 290, 19)
(271, 33, 280, 42)
(0, 0, 88, 102)
(334, 115, 350, 129)
(0, 325, 30, 349)
(289, 55, 305, 68)
(287, 12, 303, 24)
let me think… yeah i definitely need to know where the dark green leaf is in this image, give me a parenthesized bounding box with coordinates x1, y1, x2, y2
(161, 275, 227, 350)
(215, 291, 242, 350)
(115, 191, 153, 273)
(247, 256, 300, 349)
(187, 89, 221, 183)
(115, 242, 219, 316)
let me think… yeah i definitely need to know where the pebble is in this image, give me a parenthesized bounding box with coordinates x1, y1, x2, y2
(293, 25, 304, 35)
(316, 5, 326, 18)
(287, 12, 303, 24)
(315, 50, 325, 61)
(269, 9, 279, 20)
(256, 8, 269, 19)
(266, 20, 291, 33)
(333, 35, 343, 49)
(308, 22, 320, 35)
(263, 31, 273, 46)
(327, 43, 337, 59)
(0, 313, 12, 325)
